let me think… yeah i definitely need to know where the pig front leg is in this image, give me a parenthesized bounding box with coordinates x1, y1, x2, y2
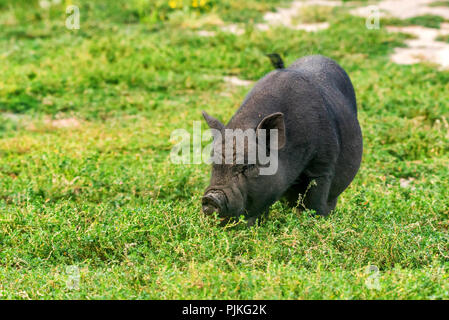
(302, 175, 337, 216)
(246, 209, 270, 227)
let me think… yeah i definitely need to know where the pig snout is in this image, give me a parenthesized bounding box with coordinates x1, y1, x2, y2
(202, 191, 226, 215)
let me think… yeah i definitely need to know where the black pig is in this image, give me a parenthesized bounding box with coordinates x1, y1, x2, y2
(202, 55, 363, 225)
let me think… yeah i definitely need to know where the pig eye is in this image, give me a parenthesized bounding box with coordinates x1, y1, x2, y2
(232, 165, 245, 175)
(243, 164, 259, 177)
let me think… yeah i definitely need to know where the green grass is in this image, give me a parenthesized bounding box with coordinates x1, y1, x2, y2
(429, 1, 449, 7)
(291, 5, 335, 24)
(437, 34, 449, 43)
(383, 14, 447, 29)
(0, 0, 449, 299)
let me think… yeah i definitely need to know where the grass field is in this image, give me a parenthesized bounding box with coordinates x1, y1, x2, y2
(0, 0, 448, 299)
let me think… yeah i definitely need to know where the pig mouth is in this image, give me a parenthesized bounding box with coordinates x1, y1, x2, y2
(218, 216, 231, 226)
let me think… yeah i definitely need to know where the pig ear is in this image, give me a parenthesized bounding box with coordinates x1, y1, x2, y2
(256, 112, 286, 150)
(202, 111, 224, 131)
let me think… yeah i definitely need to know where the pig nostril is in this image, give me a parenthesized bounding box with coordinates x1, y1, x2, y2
(202, 204, 218, 215)
(202, 192, 224, 215)
(202, 199, 219, 215)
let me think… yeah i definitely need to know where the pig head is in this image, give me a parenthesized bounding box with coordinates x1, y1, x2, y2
(201, 110, 287, 221)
